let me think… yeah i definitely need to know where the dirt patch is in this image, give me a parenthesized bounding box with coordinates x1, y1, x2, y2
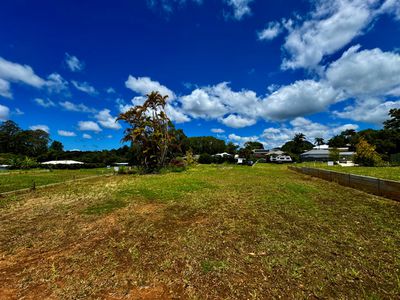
(105, 285, 170, 300)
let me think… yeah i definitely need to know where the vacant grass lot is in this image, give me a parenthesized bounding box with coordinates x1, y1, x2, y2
(0, 164, 399, 299)
(299, 163, 400, 181)
(0, 168, 113, 193)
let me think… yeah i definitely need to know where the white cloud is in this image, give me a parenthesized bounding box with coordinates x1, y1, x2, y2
(326, 45, 400, 97)
(0, 104, 10, 121)
(225, 0, 254, 20)
(106, 87, 116, 94)
(220, 114, 256, 128)
(46, 73, 69, 93)
(333, 98, 400, 124)
(146, 0, 203, 14)
(78, 121, 102, 132)
(14, 108, 24, 115)
(261, 117, 359, 148)
(95, 109, 121, 130)
(65, 53, 84, 72)
(180, 82, 261, 122)
(165, 104, 190, 123)
(263, 80, 339, 120)
(58, 130, 77, 137)
(118, 95, 190, 123)
(71, 80, 98, 95)
(29, 124, 50, 133)
(258, 21, 282, 41)
(125, 76, 175, 100)
(0, 78, 11, 98)
(180, 88, 228, 119)
(0, 56, 46, 88)
(281, 0, 395, 70)
(34, 98, 56, 108)
(59, 101, 97, 113)
(228, 133, 260, 145)
(82, 133, 92, 139)
(211, 128, 225, 133)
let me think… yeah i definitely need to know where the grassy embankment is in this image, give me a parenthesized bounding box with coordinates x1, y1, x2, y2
(0, 164, 399, 299)
(299, 162, 400, 181)
(0, 168, 113, 193)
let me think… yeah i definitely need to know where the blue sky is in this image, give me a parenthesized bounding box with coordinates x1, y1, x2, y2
(0, 0, 400, 150)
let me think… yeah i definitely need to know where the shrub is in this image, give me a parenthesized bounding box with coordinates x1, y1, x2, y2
(185, 150, 196, 166)
(198, 153, 213, 164)
(354, 138, 383, 167)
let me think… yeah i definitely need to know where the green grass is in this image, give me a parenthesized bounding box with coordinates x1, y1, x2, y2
(299, 162, 400, 181)
(0, 164, 399, 299)
(0, 168, 113, 193)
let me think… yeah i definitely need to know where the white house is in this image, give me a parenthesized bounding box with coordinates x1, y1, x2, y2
(41, 160, 84, 165)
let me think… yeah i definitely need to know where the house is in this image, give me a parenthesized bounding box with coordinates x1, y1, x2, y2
(41, 160, 84, 165)
(213, 152, 232, 158)
(270, 155, 292, 163)
(300, 145, 354, 162)
(252, 149, 270, 158)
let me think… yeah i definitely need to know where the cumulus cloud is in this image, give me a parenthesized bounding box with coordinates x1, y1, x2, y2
(261, 117, 358, 148)
(326, 45, 400, 97)
(78, 121, 102, 132)
(258, 21, 282, 41)
(225, 0, 254, 20)
(58, 130, 77, 137)
(95, 109, 121, 130)
(165, 104, 191, 123)
(220, 114, 256, 128)
(59, 101, 97, 113)
(180, 82, 261, 123)
(125, 76, 175, 100)
(71, 80, 98, 95)
(281, 0, 396, 70)
(228, 133, 259, 145)
(34, 98, 56, 108)
(262, 80, 339, 120)
(0, 78, 11, 98)
(82, 133, 92, 139)
(333, 98, 400, 124)
(65, 53, 84, 72)
(0, 104, 10, 121)
(29, 124, 50, 133)
(180, 88, 228, 119)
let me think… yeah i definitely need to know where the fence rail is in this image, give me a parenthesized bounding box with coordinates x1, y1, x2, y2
(288, 166, 400, 202)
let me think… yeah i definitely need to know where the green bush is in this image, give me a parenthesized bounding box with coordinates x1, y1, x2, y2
(198, 153, 213, 164)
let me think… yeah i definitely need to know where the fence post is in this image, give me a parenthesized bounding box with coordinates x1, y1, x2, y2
(31, 181, 36, 191)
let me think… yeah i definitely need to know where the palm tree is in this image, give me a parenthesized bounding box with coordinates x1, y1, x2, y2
(314, 137, 324, 146)
(293, 133, 306, 145)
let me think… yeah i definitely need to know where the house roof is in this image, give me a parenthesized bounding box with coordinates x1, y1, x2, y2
(301, 150, 354, 156)
(41, 160, 84, 165)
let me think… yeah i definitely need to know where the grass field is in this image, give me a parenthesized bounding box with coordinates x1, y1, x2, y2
(0, 168, 113, 193)
(299, 162, 400, 181)
(0, 164, 399, 299)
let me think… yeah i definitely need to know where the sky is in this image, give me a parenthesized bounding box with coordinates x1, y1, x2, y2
(0, 0, 400, 151)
